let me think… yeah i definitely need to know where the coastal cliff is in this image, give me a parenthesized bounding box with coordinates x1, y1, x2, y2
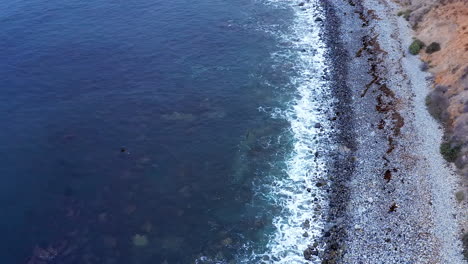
(396, 0, 468, 180)
(395, 0, 468, 258)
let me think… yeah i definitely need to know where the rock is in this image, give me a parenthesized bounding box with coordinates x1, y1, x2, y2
(302, 219, 310, 229)
(98, 212, 107, 223)
(124, 204, 136, 215)
(132, 234, 148, 247)
(221, 237, 233, 246)
(161, 112, 195, 122)
(339, 145, 351, 153)
(303, 247, 318, 260)
(103, 235, 117, 248)
(315, 17, 323, 22)
(314, 122, 322, 128)
(388, 202, 398, 213)
(298, 2, 305, 6)
(315, 180, 327, 187)
(161, 236, 184, 250)
(141, 221, 153, 233)
(330, 243, 339, 250)
(425, 75, 435, 81)
(178, 185, 191, 197)
(303, 232, 309, 237)
(419, 62, 429, 71)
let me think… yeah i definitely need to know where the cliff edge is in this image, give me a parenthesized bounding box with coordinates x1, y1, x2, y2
(394, 0, 468, 259)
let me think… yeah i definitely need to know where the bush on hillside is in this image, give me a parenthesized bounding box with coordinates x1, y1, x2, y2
(397, 9, 412, 21)
(455, 191, 466, 202)
(425, 42, 441, 54)
(440, 142, 461, 163)
(463, 232, 468, 260)
(426, 85, 450, 123)
(409, 39, 425, 55)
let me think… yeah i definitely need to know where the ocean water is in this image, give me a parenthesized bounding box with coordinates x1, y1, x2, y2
(0, 0, 332, 263)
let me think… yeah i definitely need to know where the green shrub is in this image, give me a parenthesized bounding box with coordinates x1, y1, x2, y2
(455, 191, 465, 202)
(425, 94, 432, 106)
(409, 39, 425, 55)
(397, 10, 412, 20)
(440, 142, 461, 162)
(463, 233, 468, 260)
(426, 86, 450, 123)
(426, 42, 441, 54)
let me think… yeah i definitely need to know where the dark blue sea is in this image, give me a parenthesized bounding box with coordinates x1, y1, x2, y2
(0, 0, 333, 263)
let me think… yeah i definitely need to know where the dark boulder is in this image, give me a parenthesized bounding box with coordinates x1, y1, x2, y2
(303, 246, 318, 260)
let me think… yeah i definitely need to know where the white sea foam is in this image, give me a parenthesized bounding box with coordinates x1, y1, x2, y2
(247, 0, 334, 263)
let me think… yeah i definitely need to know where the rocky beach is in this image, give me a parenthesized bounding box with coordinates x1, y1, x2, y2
(316, 0, 468, 263)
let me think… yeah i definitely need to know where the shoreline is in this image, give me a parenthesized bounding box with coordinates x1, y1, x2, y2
(318, 0, 467, 262)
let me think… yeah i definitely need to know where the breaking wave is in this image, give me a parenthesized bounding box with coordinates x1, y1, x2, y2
(246, 0, 335, 263)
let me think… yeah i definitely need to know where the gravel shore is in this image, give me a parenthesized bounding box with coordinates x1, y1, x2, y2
(320, 0, 467, 263)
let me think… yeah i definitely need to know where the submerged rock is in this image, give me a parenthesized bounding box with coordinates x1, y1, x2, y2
(132, 234, 148, 247)
(161, 112, 196, 121)
(141, 221, 153, 233)
(103, 235, 117, 248)
(161, 236, 184, 250)
(221, 237, 233, 246)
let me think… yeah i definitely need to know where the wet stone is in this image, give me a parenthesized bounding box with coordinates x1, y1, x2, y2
(303, 247, 318, 260)
(330, 243, 339, 250)
(315, 180, 327, 187)
(221, 237, 233, 246)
